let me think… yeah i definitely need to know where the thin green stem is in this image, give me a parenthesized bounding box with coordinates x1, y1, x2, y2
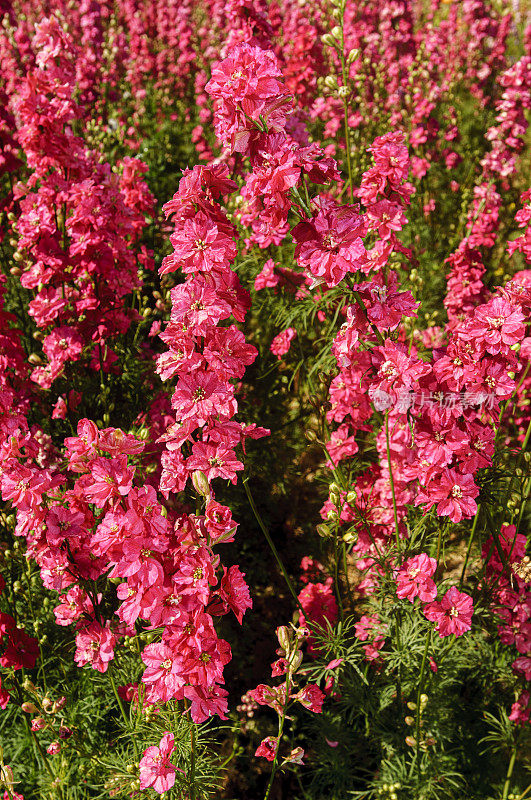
(263, 671, 293, 800)
(459, 507, 481, 590)
(502, 745, 518, 800)
(339, 7, 354, 204)
(189, 717, 196, 800)
(243, 477, 306, 620)
(408, 629, 431, 782)
(385, 412, 401, 561)
(109, 669, 138, 759)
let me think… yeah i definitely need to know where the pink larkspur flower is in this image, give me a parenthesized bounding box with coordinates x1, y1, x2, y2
(423, 587, 473, 637)
(396, 554, 437, 603)
(139, 732, 178, 794)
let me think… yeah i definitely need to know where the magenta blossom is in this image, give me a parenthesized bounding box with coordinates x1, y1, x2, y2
(423, 587, 473, 637)
(139, 732, 180, 794)
(396, 554, 437, 603)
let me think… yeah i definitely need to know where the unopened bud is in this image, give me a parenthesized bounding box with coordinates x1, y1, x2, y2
(316, 523, 332, 538)
(52, 696, 66, 712)
(191, 470, 210, 498)
(405, 736, 416, 747)
(276, 626, 291, 652)
(0, 764, 14, 789)
(321, 33, 336, 47)
(21, 702, 38, 713)
(404, 716, 415, 726)
(290, 649, 303, 672)
(42, 698, 54, 713)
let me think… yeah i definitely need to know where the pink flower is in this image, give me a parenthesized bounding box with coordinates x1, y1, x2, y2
(183, 685, 229, 723)
(292, 204, 367, 287)
(255, 258, 279, 290)
(423, 587, 473, 637)
(52, 396, 67, 420)
(508, 691, 530, 726)
(284, 747, 305, 765)
(255, 736, 279, 761)
(415, 469, 479, 523)
(218, 565, 252, 624)
(74, 621, 116, 673)
(270, 327, 297, 359)
(295, 684, 325, 713)
(139, 732, 177, 794)
(396, 554, 437, 603)
(298, 580, 338, 655)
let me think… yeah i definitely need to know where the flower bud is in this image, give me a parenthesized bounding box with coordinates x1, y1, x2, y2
(321, 33, 336, 47)
(191, 470, 210, 498)
(330, 25, 342, 39)
(404, 716, 415, 726)
(47, 741, 61, 755)
(52, 696, 66, 712)
(290, 649, 303, 672)
(0, 764, 14, 789)
(276, 626, 291, 652)
(21, 702, 38, 713)
(324, 75, 338, 90)
(405, 736, 416, 747)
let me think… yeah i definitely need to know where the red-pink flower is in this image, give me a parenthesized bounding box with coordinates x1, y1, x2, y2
(139, 732, 178, 794)
(396, 554, 437, 603)
(294, 683, 325, 713)
(74, 621, 116, 673)
(255, 735, 279, 761)
(270, 328, 297, 359)
(423, 586, 473, 637)
(415, 469, 479, 523)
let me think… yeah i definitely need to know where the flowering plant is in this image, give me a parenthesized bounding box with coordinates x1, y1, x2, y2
(0, 1, 529, 799)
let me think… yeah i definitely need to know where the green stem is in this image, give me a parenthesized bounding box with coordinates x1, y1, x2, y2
(459, 507, 481, 590)
(243, 477, 306, 620)
(263, 672, 292, 800)
(339, 10, 354, 204)
(385, 412, 401, 561)
(189, 717, 196, 800)
(502, 745, 517, 800)
(409, 629, 431, 782)
(109, 670, 138, 759)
